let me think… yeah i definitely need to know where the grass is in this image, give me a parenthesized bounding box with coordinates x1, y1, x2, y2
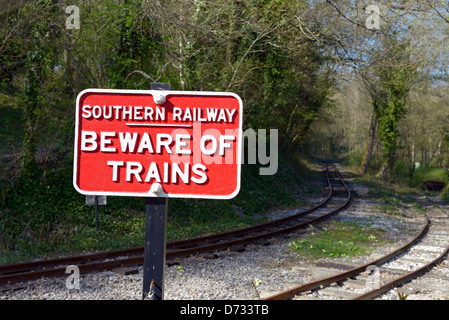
(344, 151, 449, 193)
(0, 86, 321, 264)
(410, 166, 448, 188)
(0, 85, 325, 265)
(289, 221, 388, 259)
(350, 170, 429, 217)
(0, 90, 23, 148)
(0, 150, 322, 265)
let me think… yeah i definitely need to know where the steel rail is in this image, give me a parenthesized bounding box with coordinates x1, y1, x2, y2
(352, 227, 449, 300)
(166, 165, 334, 249)
(262, 215, 431, 300)
(0, 247, 144, 276)
(0, 163, 349, 287)
(165, 165, 351, 258)
(0, 165, 331, 277)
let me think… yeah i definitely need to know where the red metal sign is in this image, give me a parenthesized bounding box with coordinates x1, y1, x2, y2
(73, 89, 242, 199)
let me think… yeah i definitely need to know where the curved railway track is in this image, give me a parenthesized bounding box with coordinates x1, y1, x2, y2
(0, 163, 351, 290)
(262, 212, 449, 300)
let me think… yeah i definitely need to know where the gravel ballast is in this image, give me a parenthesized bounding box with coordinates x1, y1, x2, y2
(2, 167, 449, 300)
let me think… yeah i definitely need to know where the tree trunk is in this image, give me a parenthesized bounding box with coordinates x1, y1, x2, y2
(359, 112, 377, 174)
(382, 153, 396, 178)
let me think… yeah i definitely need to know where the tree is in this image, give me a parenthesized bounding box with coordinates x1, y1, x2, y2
(359, 34, 418, 177)
(9, 0, 62, 178)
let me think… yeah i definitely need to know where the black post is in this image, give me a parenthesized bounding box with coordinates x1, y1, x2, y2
(142, 82, 171, 300)
(95, 196, 99, 231)
(142, 197, 168, 300)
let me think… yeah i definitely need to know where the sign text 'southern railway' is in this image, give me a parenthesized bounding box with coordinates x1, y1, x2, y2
(73, 89, 243, 199)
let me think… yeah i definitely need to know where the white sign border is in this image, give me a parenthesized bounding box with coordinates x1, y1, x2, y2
(73, 88, 243, 200)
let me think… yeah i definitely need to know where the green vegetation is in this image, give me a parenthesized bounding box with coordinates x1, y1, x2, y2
(353, 173, 427, 216)
(0, 91, 23, 147)
(289, 221, 388, 258)
(397, 291, 409, 300)
(410, 166, 448, 188)
(388, 162, 449, 190)
(345, 155, 449, 207)
(2, 0, 449, 267)
(0, 150, 320, 265)
(0, 1, 335, 264)
(0, 1, 335, 265)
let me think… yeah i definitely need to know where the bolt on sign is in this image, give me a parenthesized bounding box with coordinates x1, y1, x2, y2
(73, 89, 243, 199)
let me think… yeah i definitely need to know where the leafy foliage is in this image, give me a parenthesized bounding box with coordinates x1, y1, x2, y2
(0, 153, 319, 264)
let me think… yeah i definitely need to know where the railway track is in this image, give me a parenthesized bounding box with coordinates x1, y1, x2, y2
(262, 211, 449, 300)
(0, 163, 351, 290)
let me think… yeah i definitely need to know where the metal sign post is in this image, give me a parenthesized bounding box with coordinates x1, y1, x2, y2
(95, 196, 99, 230)
(142, 197, 168, 300)
(142, 83, 171, 300)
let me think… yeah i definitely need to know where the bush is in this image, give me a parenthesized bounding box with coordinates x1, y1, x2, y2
(392, 160, 412, 184)
(410, 166, 448, 188)
(345, 152, 364, 168)
(441, 187, 449, 203)
(0, 149, 322, 264)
